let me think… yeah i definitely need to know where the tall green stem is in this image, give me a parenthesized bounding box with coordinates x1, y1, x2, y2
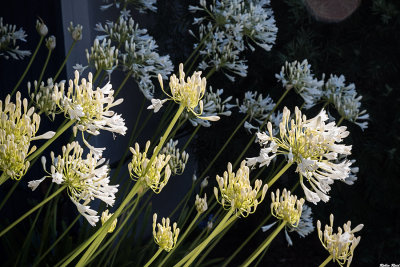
(0, 172, 7, 186)
(144, 248, 163, 267)
(0, 185, 66, 237)
(37, 49, 52, 90)
(114, 71, 132, 97)
(241, 221, 286, 267)
(54, 40, 76, 81)
(337, 116, 344, 126)
(319, 255, 333, 267)
(267, 162, 292, 188)
(11, 36, 44, 96)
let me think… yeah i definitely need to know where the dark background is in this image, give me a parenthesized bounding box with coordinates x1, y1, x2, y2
(1, 0, 399, 266)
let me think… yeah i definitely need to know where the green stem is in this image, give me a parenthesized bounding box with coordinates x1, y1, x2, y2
(205, 67, 216, 79)
(54, 41, 76, 81)
(114, 71, 132, 97)
(174, 209, 234, 267)
(319, 255, 333, 267)
(267, 162, 292, 188)
(198, 114, 250, 181)
(0, 185, 66, 237)
(0, 172, 7, 186)
(159, 213, 201, 266)
(0, 179, 19, 210)
(92, 69, 101, 83)
(34, 215, 81, 267)
(144, 248, 163, 267)
(337, 116, 344, 126)
(37, 49, 52, 90)
(241, 221, 286, 267)
(182, 125, 200, 151)
(11, 36, 44, 96)
(26, 119, 75, 162)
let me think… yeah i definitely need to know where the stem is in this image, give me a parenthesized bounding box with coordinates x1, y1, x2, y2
(174, 209, 234, 267)
(241, 221, 286, 267)
(11, 36, 44, 96)
(0, 179, 19, 210)
(337, 116, 344, 126)
(182, 125, 200, 151)
(319, 255, 333, 267)
(144, 248, 163, 267)
(37, 49, 52, 90)
(34, 215, 81, 267)
(26, 119, 75, 162)
(267, 162, 292, 188)
(0, 185, 66, 237)
(114, 71, 132, 97)
(205, 67, 216, 79)
(54, 41, 77, 81)
(159, 213, 201, 266)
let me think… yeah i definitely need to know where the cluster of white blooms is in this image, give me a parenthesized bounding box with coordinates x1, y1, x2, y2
(189, 0, 277, 81)
(160, 139, 189, 175)
(195, 193, 208, 213)
(0, 92, 55, 180)
(28, 142, 119, 226)
(53, 71, 126, 158)
(325, 74, 369, 130)
(36, 19, 48, 37)
(247, 107, 353, 204)
(100, 0, 157, 13)
(45, 35, 56, 50)
(276, 60, 369, 130)
(0, 17, 31, 60)
(286, 204, 314, 246)
(67, 22, 83, 41)
(128, 141, 172, 193)
(28, 78, 63, 120)
(86, 38, 119, 76)
(214, 160, 268, 217)
(317, 214, 363, 267)
(95, 14, 173, 99)
(236, 91, 275, 133)
(275, 60, 324, 109)
(188, 87, 233, 127)
(152, 214, 180, 252)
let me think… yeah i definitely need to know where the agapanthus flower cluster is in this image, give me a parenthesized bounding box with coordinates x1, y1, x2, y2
(36, 19, 48, 37)
(188, 87, 233, 127)
(68, 21, 83, 41)
(86, 38, 119, 75)
(160, 139, 189, 175)
(100, 0, 157, 13)
(214, 160, 268, 217)
(247, 107, 353, 204)
(0, 17, 30, 60)
(195, 193, 208, 213)
(28, 78, 63, 120)
(53, 71, 127, 145)
(128, 141, 171, 193)
(28, 142, 118, 226)
(152, 213, 180, 252)
(317, 214, 363, 267)
(101, 209, 118, 233)
(236, 91, 275, 133)
(270, 188, 304, 227)
(153, 63, 220, 123)
(95, 14, 173, 99)
(324, 74, 369, 130)
(45, 35, 56, 50)
(189, 0, 277, 81)
(0, 92, 55, 180)
(275, 59, 324, 109)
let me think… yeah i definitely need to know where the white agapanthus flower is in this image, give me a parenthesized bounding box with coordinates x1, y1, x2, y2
(189, 0, 277, 81)
(86, 38, 119, 76)
(100, 0, 157, 13)
(236, 91, 275, 132)
(285, 204, 314, 246)
(28, 78, 64, 120)
(325, 74, 369, 130)
(28, 142, 119, 226)
(275, 60, 324, 109)
(0, 17, 31, 60)
(53, 71, 127, 158)
(0, 92, 55, 180)
(247, 107, 353, 204)
(188, 87, 233, 127)
(160, 139, 189, 175)
(67, 21, 83, 41)
(95, 15, 173, 99)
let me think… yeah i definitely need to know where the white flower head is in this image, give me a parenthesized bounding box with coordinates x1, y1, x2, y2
(68, 21, 83, 41)
(160, 139, 189, 175)
(0, 17, 31, 60)
(86, 38, 118, 74)
(152, 214, 180, 252)
(195, 193, 208, 213)
(237, 91, 275, 129)
(247, 106, 352, 204)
